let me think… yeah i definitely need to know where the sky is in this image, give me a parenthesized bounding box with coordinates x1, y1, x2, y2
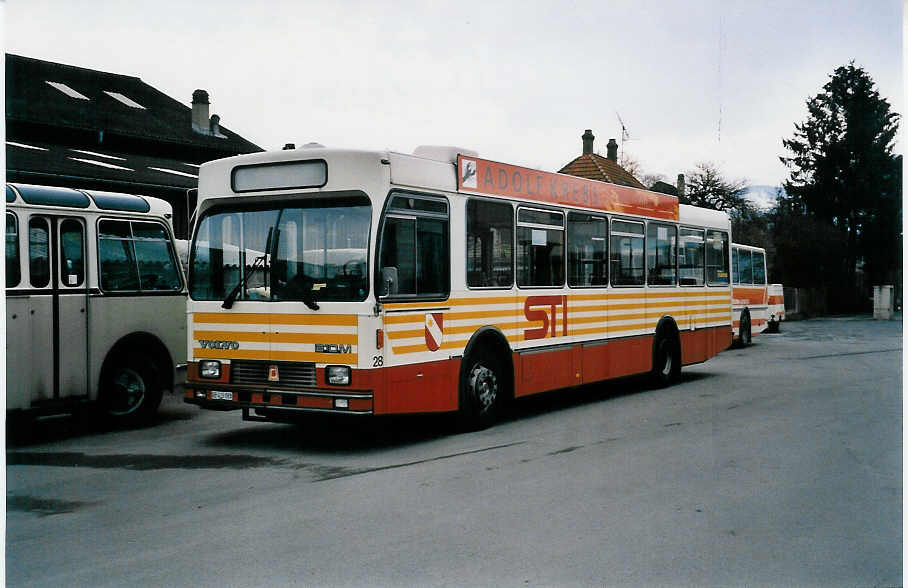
(3, 0, 903, 187)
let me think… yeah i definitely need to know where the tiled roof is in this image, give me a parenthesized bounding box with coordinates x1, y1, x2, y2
(558, 153, 646, 189)
(6, 53, 261, 156)
(7, 139, 199, 190)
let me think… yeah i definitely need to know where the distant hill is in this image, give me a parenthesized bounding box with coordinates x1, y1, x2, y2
(744, 185, 783, 211)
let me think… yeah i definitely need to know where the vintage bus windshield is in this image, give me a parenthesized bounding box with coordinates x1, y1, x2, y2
(189, 196, 371, 303)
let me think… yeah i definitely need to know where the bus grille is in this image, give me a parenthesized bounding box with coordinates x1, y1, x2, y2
(230, 360, 317, 388)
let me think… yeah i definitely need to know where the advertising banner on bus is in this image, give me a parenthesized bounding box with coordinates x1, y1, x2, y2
(456, 154, 679, 221)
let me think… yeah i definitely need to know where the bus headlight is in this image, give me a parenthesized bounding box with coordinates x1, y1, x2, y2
(199, 360, 222, 379)
(326, 365, 351, 386)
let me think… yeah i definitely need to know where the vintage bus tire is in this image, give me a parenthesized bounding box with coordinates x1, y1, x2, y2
(767, 319, 780, 333)
(99, 352, 163, 426)
(457, 352, 503, 431)
(652, 334, 681, 387)
(738, 312, 752, 347)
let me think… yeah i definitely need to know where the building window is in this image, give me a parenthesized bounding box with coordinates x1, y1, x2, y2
(466, 199, 513, 288)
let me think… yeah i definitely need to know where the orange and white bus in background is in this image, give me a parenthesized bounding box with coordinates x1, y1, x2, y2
(767, 283, 785, 332)
(731, 243, 769, 346)
(184, 145, 733, 429)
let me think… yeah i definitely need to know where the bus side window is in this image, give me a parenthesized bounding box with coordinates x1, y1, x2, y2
(646, 222, 677, 286)
(706, 230, 729, 285)
(132, 222, 182, 291)
(6, 212, 20, 287)
(752, 251, 766, 285)
(29, 217, 51, 288)
(98, 219, 140, 291)
(567, 212, 607, 287)
(738, 249, 753, 284)
(378, 193, 449, 298)
(610, 220, 644, 286)
(679, 228, 705, 286)
(466, 199, 513, 288)
(60, 219, 85, 287)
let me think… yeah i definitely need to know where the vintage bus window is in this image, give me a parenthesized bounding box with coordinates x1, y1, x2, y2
(59, 219, 85, 287)
(517, 208, 564, 287)
(752, 250, 767, 285)
(99, 220, 140, 291)
(378, 193, 448, 298)
(679, 228, 705, 286)
(29, 217, 51, 288)
(646, 222, 677, 286)
(706, 230, 729, 285)
(610, 220, 644, 286)
(132, 222, 182, 291)
(6, 213, 20, 287)
(466, 199, 513, 288)
(567, 212, 607, 287)
(191, 197, 370, 302)
(736, 248, 753, 284)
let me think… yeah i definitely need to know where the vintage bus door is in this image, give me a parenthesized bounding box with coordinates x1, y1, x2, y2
(56, 217, 89, 398)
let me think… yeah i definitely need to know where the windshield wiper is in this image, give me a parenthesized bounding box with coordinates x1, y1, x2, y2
(222, 254, 267, 309)
(222, 227, 273, 309)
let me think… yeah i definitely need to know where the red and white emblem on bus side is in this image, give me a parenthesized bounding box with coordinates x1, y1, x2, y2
(268, 365, 279, 382)
(425, 313, 444, 352)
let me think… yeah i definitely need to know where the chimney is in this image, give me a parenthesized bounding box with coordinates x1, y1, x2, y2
(677, 174, 686, 199)
(192, 89, 210, 134)
(209, 114, 221, 136)
(606, 138, 618, 162)
(581, 129, 595, 155)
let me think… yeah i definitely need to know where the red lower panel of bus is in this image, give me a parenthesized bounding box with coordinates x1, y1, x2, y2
(186, 326, 732, 416)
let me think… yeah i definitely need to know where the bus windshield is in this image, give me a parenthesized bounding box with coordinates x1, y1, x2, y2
(190, 196, 371, 303)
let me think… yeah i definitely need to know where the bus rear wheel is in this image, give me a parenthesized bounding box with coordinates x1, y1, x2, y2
(738, 312, 752, 347)
(100, 352, 162, 426)
(652, 335, 681, 387)
(458, 353, 503, 431)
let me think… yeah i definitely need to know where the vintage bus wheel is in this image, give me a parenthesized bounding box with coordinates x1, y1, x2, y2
(458, 355, 502, 431)
(739, 312, 752, 347)
(101, 353, 162, 425)
(652, 335, 681, 387)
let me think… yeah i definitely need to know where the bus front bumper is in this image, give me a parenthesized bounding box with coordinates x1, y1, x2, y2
(184, 387, 373, 415)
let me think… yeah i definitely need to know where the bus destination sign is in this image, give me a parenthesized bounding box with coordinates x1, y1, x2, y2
(456, 154, 679, 221)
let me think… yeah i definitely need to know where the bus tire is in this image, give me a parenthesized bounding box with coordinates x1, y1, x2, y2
(99, 351, 163, 426)
(458, 352, 503, 431)
(767, 319, 780, 333)
(738, 312, 752, 347)
(652, 333, 681, 387)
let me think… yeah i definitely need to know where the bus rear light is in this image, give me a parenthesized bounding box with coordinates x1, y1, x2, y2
(376, 328, 384, 349)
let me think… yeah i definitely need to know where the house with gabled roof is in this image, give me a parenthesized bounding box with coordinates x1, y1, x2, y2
(558, 129, 646, 189)
(5, 54, 263, 237)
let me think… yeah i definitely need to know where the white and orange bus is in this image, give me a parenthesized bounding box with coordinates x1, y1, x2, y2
(184, 146, 733, 429)
(731, 243, 769, 346)
(767, 283, 785, 332)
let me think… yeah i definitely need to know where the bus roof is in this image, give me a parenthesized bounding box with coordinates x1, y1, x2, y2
(732, 242, 766, 253)
(6, 183, 173, 218)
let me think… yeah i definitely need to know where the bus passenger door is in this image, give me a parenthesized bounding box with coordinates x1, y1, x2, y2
(56, 217, 89, 398)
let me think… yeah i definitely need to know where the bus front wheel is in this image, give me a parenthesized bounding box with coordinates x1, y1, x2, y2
(100, 352, 163, 426)
(458, 353, 503, 431)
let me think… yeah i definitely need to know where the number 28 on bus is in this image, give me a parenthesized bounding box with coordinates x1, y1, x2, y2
(184, 145, 733, 429)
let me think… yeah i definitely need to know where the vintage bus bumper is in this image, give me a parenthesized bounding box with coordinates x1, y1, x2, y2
(184, 387, 374, 416)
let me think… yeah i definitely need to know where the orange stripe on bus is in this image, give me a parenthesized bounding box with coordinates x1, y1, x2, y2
(193, 330, 358, 345)
(193, 312, 357, 326)
(193, 348, 357, 363)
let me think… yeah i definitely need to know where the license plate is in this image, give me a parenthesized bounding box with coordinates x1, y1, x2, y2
(211, 390, 234, 401)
